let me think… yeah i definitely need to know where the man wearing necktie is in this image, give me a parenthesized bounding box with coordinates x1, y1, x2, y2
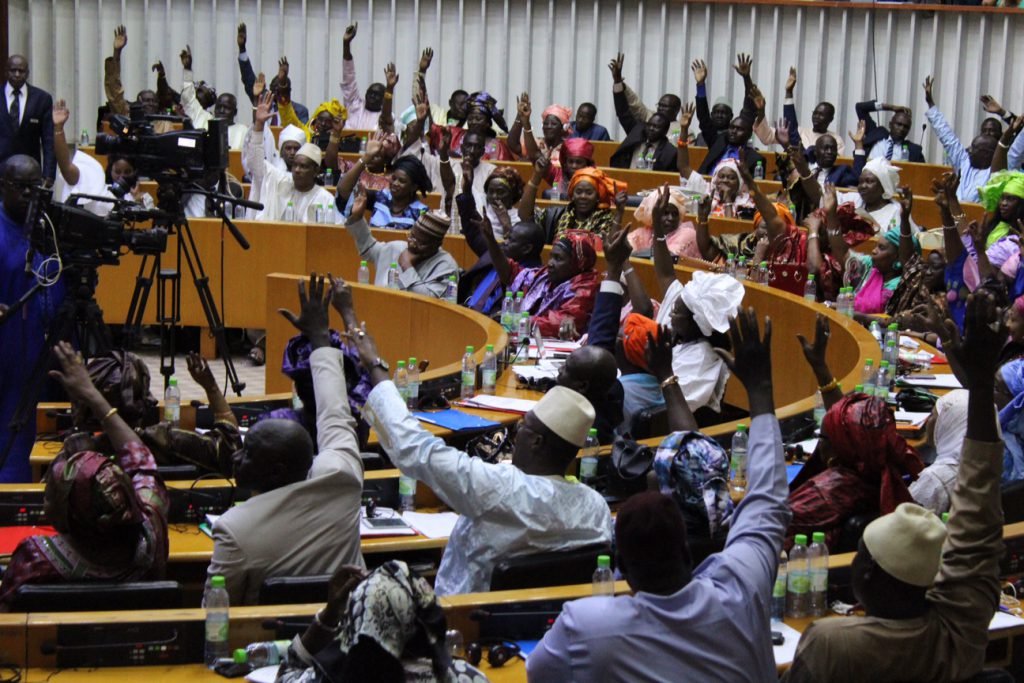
(0, 55, 55, 184)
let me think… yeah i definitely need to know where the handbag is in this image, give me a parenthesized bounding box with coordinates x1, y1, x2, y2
(768, 262, 810, 297)
(606, 433, 655, 498)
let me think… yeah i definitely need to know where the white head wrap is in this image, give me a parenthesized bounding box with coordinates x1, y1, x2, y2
(679, 271, 745, 337)
(862, 157, 901, 200)
(931, 390, 969, 466)
(278, 124, 306, 152)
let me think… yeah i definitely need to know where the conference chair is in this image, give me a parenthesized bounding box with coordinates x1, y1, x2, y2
(489, 543, 612, 591)
(9, 581, 182, 612)
(258, 575, 330, 605)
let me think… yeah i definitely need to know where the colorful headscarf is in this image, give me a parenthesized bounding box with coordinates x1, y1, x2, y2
(635, 187, 690, 229)
(980, 170, 1024, 213)
(881, 226, 921, 272)
(282, 330, 373, 420)
(1000, 359, 1024, 483)
(653, 430, 734, 537)
(822, 394, 923, 513)
(484, 166, 525, 205)
(468, 92, 500, 119)
(83, 351, 157, 429)
(568, 168, 627, 209)
(310, 98, 348, 124)
(554, 230, 598, 274)
(46, 450, 142, 539)
(710, 159, 755, 214)
(542, 104, 572, 131)
(622, 313, 659, 369)
(753, 202, 796, 232)
(862, 157, 901, 200)
(391, 155, 433, 194)
(563, 138, 595, 163)
(376, 132, 402, 164)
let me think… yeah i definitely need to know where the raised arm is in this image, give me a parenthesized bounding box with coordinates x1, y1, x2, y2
(104, 25, 130, 116)
(323, 114, 346, 174)
(694, 195, 720, 263)
(647, 324, 698, 432)
(650, 184, 681, 295)
(519, 154, 549, 223)
(245, 91, 274, 184)
(179, 45, 212, 130)
(51, 99, 78, 186)
(935, 172, 965, 266)
(340, 23, 364, 110)
(804, 212, 824, 279)
(336, 136, 379, 205)
(677, 103, 695, 178)
(472, 212, 513, 287)
(506, 92, 531, 159)
(737, 158, 788, 242)
(992, 115, 1023, 173)
(923, 76, 967, 167)
(378, 63, 398, 134)
(796, 315, 843, 410)
(691, 59, 715, 144)
(788, 143, 822, 209)
(613, 84, 640, 134)
(186, 352, 236, 427)
(896, 188, 917, 266)
(236, 23, 257, 105)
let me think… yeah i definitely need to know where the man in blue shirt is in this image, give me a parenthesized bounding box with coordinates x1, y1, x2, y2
(527, 308, 790, 683)
(569, 103, 611, 142)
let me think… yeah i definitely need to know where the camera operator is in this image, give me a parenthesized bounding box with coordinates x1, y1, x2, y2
(51, 99, 115, 217)
(0, 154, 66, 481)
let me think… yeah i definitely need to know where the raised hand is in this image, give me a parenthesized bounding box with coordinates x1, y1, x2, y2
(52, 99, 70, 129)
(651, 184, 670, 236)
(714, 308, 774, 405)
(350, 183, 369, 218)
(1001, 115, 1024, 146)
(775, 118, 791, 148)
(179, 45, 192, 70)
(690, 59, 707, 85)
(931, 175, 950, 211)
(750, 85, 765, 118)
(343, 22, 358, 44)
(849, 120, 866, 148)
(419, 47, 434, 73)
(697, 194, 712, 224)
(439, 126, 453, 156)
(679, 102, 695, 130)
(413, 91, 430, 121)
(237, 22, 247, 51)
(516, 92, 532, 122)
(151, 61, 165, 78)
(48, 341, 101, 407)
(253, 72, 266, 98)
(604, 222, 633, 272)
(734, 53, 753, 78)
(328, 274, 356, 326)
(331, 114, 346, 137)
(608, 53, 625, 84)
(785, 66, 797, 94)
(278, 273, 332, 347)
(980, 94, 1004, 115)
(186, 352, 217, 391)
(897, 186, 913, 220)
(384, 62, 399, 90)
(344, 321, 382, 374)
(614, 190, 629, 213)
(472, 213, 496, 244)
(946, 290, 1007, 389)
(645, 325, 676, 382)
(322, 565, 368, 625)
(822, 181, 838, 215)
(533, 151, 551, 180)
(113, 25, 127, 53)
(795, 314, 831, 377)
(254, 91, 275, 126)
(923, 75, 935, 108)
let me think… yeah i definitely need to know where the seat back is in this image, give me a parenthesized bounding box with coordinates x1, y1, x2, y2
(1001, 480, 1024, 524)
(258, 575, 331, 605)
(489, 544, 612, 592)
(10, 581, 182, 612)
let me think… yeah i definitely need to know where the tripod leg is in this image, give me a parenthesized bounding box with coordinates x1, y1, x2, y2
(176, 222, 245, 395)
(122, 255, 158, 349)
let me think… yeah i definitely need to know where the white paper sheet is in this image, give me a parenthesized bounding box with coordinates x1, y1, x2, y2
(901, 375, 963, 389)
(893, 411, 932, 428)
(990, 610, 1024, 631)
(772, 622, 804, 667)
(460, 395, 538, 414)
(401, 511, 459, 539)
(246, 666, 279, 683)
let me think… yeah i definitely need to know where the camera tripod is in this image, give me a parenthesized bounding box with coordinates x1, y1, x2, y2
(121, 178, 256, 396)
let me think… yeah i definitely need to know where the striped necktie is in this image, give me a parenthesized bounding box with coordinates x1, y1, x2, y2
(885, 138, 894, 160)
(9, 89, 20, 130)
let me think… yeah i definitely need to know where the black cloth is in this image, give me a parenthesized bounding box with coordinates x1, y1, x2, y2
(609, 89, 676, 172)
(855, 99, 926, 163)
(0, 83, 55, 180)
(584, 287, 630, 444)
(697, 137, 765, 176)
(237, 53, 308, 122)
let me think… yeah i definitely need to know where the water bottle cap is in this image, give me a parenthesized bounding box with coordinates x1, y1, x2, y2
(812, 531, 825, 544)
(794, 534, 808, 546)
(888, 323, 898, 330)
(516, 291, 524, 298)
(808, 274, 815, 281)
(588, 428, 598, 437)
(287, 201, 294, 206)
(409, 357, 417, 364)
(396, 360, 406, 368)
(865, 358, 874, 366)
(390, 262, 398, 267)
(855, 384, 863, 392)
(168, 377, 178, 387)
(505, 292, 513, 298)
(759, 261, 767, 267)
(486, 344, 494, 351)
(597, 554, 611, 568)
(941, 512, 950, 524)
(233, 649, 248, 664)
(735, 424, 747, 432)
(360, 260, 368, 266)
(448, 275, 456, 281)
(211, 575, 226, 588)
(465, 345, 474, 353)
(880, 360, 889, 368)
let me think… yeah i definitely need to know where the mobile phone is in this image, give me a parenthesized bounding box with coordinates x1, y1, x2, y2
(771, 631, 785, 646)
(363, 517, 411, 529)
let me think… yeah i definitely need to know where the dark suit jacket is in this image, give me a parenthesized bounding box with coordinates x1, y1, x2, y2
(579, 287, 626, 444)
(238, 54, 308, 123)
(0, 84, 55, 180)
(696, 87, 759, 154)
(698, 137, 765, 176)
(855, 99, 925, 163)
(609, 89, 676, 171)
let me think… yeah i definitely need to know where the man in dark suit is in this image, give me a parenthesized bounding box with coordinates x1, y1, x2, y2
(855, 98, 925, 163)
(1, 56, 55, 183)
(810, 134, 860, 188)
(235, 22, 308, 123)
(610, 87, 676, 171)
(697, 115, 765, 176)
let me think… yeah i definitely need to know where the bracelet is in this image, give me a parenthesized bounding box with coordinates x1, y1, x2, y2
(798, 171, 813, 181)
(999, 140, 1010, 149)
(314, 608, 342, 633)
(660, 375, 679, 389)
(329, 135, 342, 144)
(951, 213, 966, 223)
(942, 224, 957, 231)
(523, 127, 533, 133)
(383, 92, 393, 100)
(818, 378, 840, 394)
(655, 236, 667, 242)
(676, 138, 688, 148)
(622, 266, 634, 277)
(101, 407, 119, 421)
(55, 130, 65, 137)
(807, 232, 819, 240)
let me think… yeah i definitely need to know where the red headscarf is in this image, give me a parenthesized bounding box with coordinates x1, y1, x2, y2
(822, 394, 923, 513)
(753, 202, 796, 232)
(554, 230, 599, 274)
(563, 138, 595, 163)
(622, 313, 658, 369)
(568, 168, 627, 209)
(836, 202, 878, 247)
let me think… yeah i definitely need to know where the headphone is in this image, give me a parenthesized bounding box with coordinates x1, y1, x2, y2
(464, 638, 521, 669)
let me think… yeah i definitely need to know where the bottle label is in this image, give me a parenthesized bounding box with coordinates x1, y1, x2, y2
(461, 370, 474, 387)
(399, 475, 416, 496)
(580, 458, 598, 479)
(787, 572, 810, 594)
(773, 576, 787, 598)
(811, 569, 828, 591)
(164, 405, 180, 423)
(482, 369, 496, 387)
(206, 614, 228, 641)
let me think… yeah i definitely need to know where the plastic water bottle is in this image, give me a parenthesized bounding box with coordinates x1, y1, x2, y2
(481, 345, 497, 394)
(359, 136, 367, 153)
(313, 203, 324, 223)
(517, 312, 530, 348)
(772, 549, 788, 623)
(551, 179, 560, 198)
(854, 384, 864, 393)
(754, 160, 765, 180)
(233, 641, 290, 668)
(443, 275, 458, 304)
(592, 554, 615, 596)
(861, 359, 876, 396)
(786, 535, 810, 619)
(869, 320, 883, 349)
(758, 261, 770, 284)
(941, 512, 950, 525)
(394, 360, 409, 403)
(579, 428, 600, 486)
(812, 391, 825, 427)
(515, 291, 525, 322)
(399, 474, 417, 511)
(884, 323, 899, 354)
(387, 262, 401, 290)
(357, 260, 370, 284)
(79, 129, 90, 146)
(726, 255, 736, 278)
(461, 346, 476, 400)
(282, 201, 295, 222)
(163, 377, 181, 426)
(735, 257, 748, 281)
(884, 340, 898, 372)
(323, 168, 334, 187)
(875, 361, 891, 399)
(729, 424, 748, 495)
(204, 575, 230, 667)
(808, 531, 829, 617)
(500, 292, 514, 331)
(406, 358, 420, 410)
(803, 274, 817, 302)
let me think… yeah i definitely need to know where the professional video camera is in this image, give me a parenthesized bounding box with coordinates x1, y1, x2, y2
(95, 104, 228, 183)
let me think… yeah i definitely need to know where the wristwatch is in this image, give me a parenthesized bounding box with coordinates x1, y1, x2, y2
(372, 357, 390, 373)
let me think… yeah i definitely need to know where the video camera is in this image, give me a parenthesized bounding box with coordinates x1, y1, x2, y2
(95, 104, 228, 183)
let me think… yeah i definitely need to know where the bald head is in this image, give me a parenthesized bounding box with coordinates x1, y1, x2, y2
(6, 55, 28, 91)
(557, 345, 618, 400)
(1, 155, 41, 224)
(234, 419, 314, 492)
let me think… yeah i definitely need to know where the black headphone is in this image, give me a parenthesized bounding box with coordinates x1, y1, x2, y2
(464, 638, 521, 668)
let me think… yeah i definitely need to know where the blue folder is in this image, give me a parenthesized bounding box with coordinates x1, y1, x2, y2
(413, 409, 500, 431)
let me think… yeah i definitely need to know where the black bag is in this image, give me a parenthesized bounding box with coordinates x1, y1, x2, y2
(606, 433, 655, 498)
(894, 386, 939, 412)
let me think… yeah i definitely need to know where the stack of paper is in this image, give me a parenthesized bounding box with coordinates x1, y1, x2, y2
(459, 394, 538, 414)
(894, 411, 931, 428)
(901, 374, 963, 390)
(401, 511, 460, 539)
